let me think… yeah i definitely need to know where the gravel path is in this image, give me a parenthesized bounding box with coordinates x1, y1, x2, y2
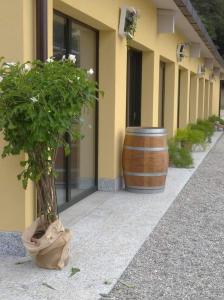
(106, 135, 224, 300)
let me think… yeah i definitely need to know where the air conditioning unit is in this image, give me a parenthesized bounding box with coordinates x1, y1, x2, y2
(197, 64, 205, 77)
(177, 43, 189, 62)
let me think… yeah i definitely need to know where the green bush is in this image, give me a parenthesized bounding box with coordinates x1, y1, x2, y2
(168, 138, 193, 168)
(175, 127, 206, 149)
(168, 117, 216, 168)
(208, 115, 224, 125)
(189, 119, 214, 142)
(0, 57, 101, 224)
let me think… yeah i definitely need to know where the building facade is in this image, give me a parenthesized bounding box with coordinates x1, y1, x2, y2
(0, 0, 223, 238)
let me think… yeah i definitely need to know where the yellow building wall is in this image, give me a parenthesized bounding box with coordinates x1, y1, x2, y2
(53, 0, 221, 176)
(211, 79, 220, 115)
(0, 0, 222, 231)
(0, 0, 35, 231)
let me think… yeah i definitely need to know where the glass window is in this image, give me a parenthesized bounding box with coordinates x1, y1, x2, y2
(53, 12, 97, 210)
(53, 14, 66, 59)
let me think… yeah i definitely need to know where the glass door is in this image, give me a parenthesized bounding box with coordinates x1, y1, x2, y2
(53, 12, 98, 210)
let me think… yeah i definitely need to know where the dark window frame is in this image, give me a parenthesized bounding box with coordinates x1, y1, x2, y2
(177, 69, 181, 129)
(126, 47, 142, 127)
(159, 61, 166, 128)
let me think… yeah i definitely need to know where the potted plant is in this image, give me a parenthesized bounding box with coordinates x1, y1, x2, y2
(168, 138, 193, 168)
(175, 127, 206, 151)
(189, 119, 214, 143)
(124, 7, 139, 40)
(119, 7, 140, 41)
(0, 56, 100, 269)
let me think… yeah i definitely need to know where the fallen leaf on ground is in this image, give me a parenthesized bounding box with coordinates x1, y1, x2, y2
(69, 267, 80, 277)
(15, 260, 31, 265)
(99, 293, 115, 299)
(118, 279, 135, 288)
(104, 280, 112, 285)
(42, 282, 57, 290)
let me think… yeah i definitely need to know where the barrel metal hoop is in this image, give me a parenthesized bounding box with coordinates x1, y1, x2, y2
(124, 171, 167, 177)
(126, 127, 167, 135)
(126, 132, 167, 137)
(126, 186, 165, 194)
(127, 185, 165, 190)
(124, 146, 168, 152)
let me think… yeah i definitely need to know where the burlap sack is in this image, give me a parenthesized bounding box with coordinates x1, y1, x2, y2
(22, 216, 71, 270)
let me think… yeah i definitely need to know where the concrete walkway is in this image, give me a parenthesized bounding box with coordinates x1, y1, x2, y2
(109, 133, 224, 300)
(0, 132, 222, 300)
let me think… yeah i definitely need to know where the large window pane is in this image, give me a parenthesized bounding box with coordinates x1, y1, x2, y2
(55, 147, 67, 206)
(70, 22, 96, 200)
(53, 12, 97, 209)
(53, 14, 66, 59)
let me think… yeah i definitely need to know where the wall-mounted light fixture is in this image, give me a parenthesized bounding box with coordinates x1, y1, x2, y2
(197, 65, 206, 77)
(177, 43, 190, 62)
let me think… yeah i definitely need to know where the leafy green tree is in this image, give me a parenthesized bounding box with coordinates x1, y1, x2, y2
(0, 57, 100, 226)
(191, 0, 224, 58)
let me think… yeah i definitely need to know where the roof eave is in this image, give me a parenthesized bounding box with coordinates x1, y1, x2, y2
(173, 0, 224, 69)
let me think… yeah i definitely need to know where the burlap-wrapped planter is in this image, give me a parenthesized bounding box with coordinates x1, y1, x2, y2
(22, 217, 71, 270)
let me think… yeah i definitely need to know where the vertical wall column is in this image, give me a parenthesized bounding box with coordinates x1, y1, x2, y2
(179, 69, 190, 128)
(36, 0, 48, 61)
(47, 0, 53, 57)
(0, 0, 36, 237)
(204, 80, 209, 119)
(141, 51, 160, 127)
(189, 74, 199, 123)
(212, 79, 221, 115)
(209, 82, 213, 116)
(198, 78, 205, 119)
(164, 62, 179, 136)
(98, 31, 127, 191)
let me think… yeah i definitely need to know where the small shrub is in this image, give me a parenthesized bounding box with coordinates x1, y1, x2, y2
(175, 127, 206, 150)
(168, 117, 215, 168)
(168, 138, 193, 168)
(0, 57, 101, 224)
(208, 115, 224, 125)
(175, 128, 188, 143)
(189, 119, 214, 142)
(187, 128, 205, 145)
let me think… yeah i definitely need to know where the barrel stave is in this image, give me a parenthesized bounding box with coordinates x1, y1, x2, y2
(122, 149, 168, 173)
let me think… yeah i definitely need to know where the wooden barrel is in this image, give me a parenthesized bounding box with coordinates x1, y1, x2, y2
(122, 127, 168, 193)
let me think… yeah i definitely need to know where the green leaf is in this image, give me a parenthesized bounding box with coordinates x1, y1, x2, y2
(69, 267, 80, 277)
(0, 58, 101, 201)
(22, 179, 28, 189)
(20, 161, 27, 167)
(64, 143, 70, 156)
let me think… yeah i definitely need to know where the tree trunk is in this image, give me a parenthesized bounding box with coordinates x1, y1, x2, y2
(36, 173, 58, 227)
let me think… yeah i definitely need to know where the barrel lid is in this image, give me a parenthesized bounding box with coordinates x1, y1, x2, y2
(126, 127, 167, 135)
